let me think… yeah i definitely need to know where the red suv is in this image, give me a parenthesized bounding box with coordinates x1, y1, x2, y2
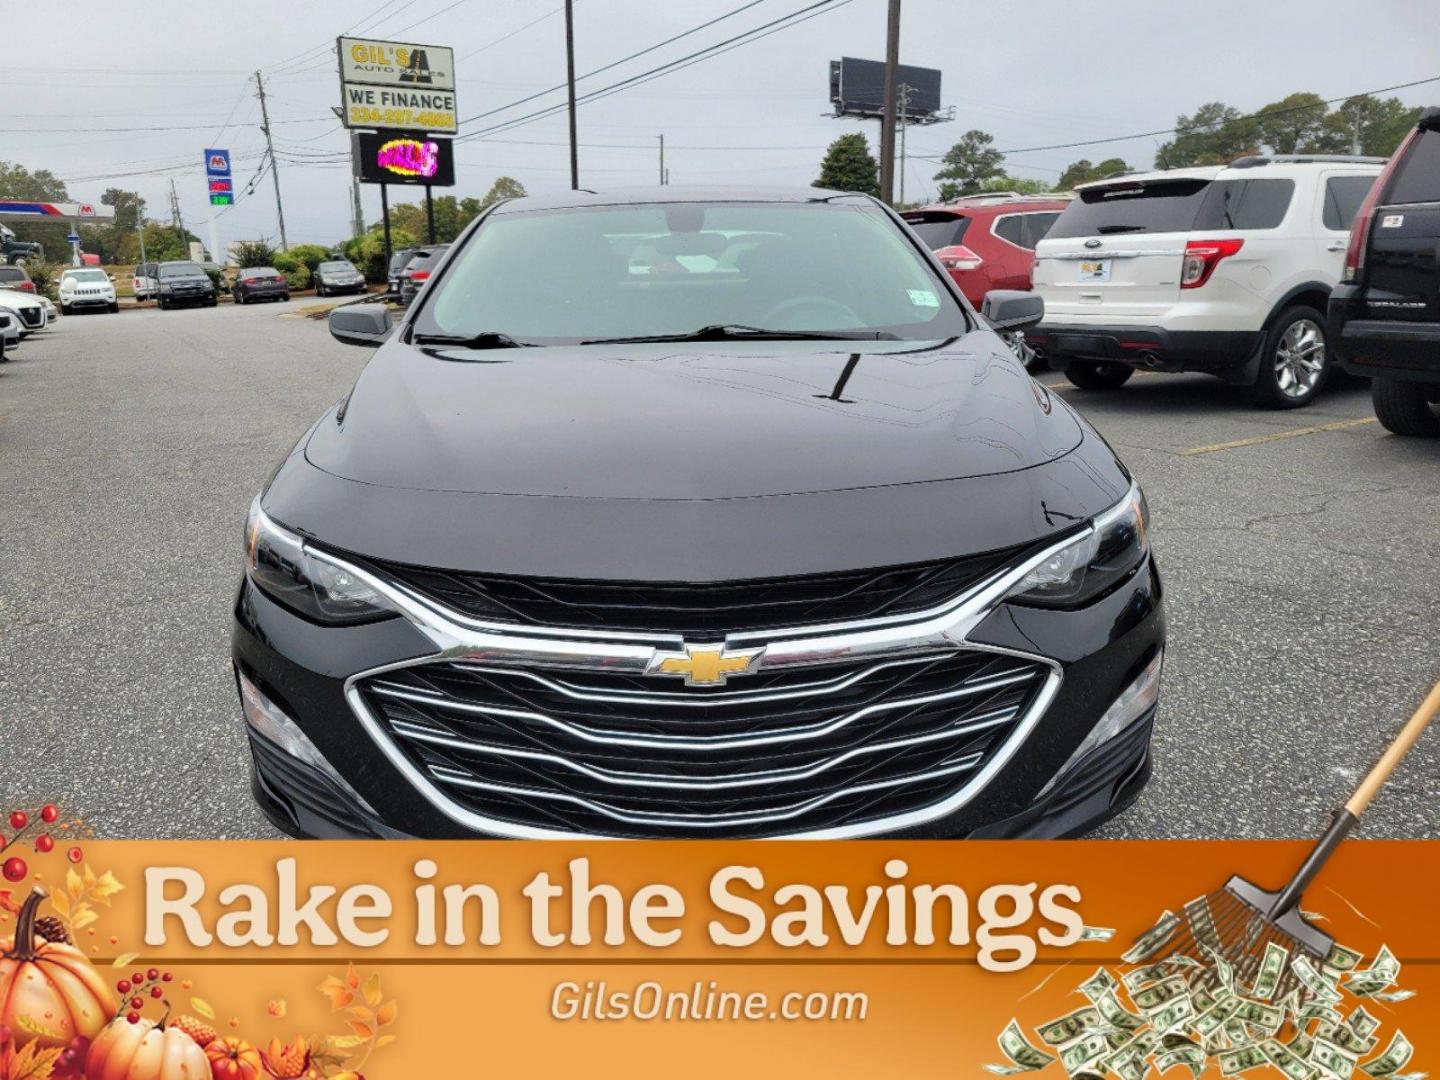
(901, 193, 1070, 308)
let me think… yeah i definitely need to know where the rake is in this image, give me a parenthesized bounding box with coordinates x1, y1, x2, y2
(1131, 677, 1440, 1004)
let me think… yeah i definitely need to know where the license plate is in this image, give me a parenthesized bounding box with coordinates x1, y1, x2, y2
(1078, 259, 1112, 282)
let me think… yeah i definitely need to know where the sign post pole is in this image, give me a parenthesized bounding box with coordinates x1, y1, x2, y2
(425, 186, 435, 244)
(380, 183, 391, 283)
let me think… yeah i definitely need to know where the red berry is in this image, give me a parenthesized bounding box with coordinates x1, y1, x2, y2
(40, 805, 58, 824)
(161, 972, 173, 982)
(66, 846, 83, 864)
(147, 968, 159, 981)
(150, 986, 162, 999)
(35, 835, 54, 853)
(132, 972, 144, 985)
(126, 1012, 140, 1025)
(2, 857, 27, 883)
(8, 812, 27, 831)
(116, 980, 131, 994)
(130, 996, 143, 1010)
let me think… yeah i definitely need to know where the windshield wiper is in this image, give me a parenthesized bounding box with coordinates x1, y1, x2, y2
(411, 330, 532, 349)
(582, 324, 897, 345)
(1095, 224, 1146, 234)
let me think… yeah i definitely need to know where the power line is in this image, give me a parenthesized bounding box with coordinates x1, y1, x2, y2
(911, 74, 1440, 161)
(461, 5, 565, 59)
(457, 0, 852, 144)
(0, 117, 332, 134)
(455, 0, 770, 130)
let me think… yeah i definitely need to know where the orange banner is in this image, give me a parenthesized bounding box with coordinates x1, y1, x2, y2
(0, 840, 1433, 1078)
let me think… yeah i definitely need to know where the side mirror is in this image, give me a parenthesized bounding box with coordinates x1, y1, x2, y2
(982, 290, 1044, 333)
(329, 303, 392, 348)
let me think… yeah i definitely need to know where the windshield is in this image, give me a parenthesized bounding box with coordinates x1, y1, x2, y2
(416, 201, 967, 343)
(1046, 179, 1213, 238)
(318, 261, 355, 272)
(158, 263, 204, 278)
(63, 270, 109, 282)
(902, 213, 972, 250)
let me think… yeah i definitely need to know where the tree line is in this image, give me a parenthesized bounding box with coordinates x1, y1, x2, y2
(0, 159, 526, 278)
(814, 91, 1425, 203)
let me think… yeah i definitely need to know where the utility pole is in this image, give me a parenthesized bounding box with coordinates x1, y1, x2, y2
(898, 83, 911, 207)
(658, 134, 665, 185)
(564, 0, 579, 189)
(351, 174, 365, 238)
(254, 70, 289, 251)
(169, 178, 186, 255)
(879, 0, 901, 206)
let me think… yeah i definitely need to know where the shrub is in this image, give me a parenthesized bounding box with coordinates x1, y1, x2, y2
(272, 252, 311, 290)
(231, 240, 277, 268)
(23, 260, 55, 299)
(350, 226, 419, 283)
(287, 243, 332, 274)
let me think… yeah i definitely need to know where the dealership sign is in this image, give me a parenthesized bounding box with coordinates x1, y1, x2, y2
(352, 129, 455, 187)
(338, 35, 457, 134)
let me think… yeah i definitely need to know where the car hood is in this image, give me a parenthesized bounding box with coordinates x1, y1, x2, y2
(304, 334, 1083, 500)
(0, 292, 41, 310)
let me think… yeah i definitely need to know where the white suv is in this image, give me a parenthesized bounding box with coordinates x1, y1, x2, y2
(1030, 156, 1383, 407)
(58, 267, 119, 314)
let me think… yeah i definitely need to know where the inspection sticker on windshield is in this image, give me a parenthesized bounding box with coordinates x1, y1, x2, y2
(1381, 214, 1405, 228)
(907, 288, 940, 307)
(1078, 259, 1112, 282)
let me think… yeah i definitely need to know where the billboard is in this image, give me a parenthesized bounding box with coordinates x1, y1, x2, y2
(352, 130, 455, 187)
(338, 35, 458, 133)
(828, 57, 943, 120)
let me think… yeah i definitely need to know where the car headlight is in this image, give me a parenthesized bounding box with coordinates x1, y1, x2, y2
(244, 497, 396, 624)
(1006, 483, 1149, 608)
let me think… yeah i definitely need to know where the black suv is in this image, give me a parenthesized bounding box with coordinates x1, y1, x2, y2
(155, 261, 217, 310)
(1330, 107, 1440, 435)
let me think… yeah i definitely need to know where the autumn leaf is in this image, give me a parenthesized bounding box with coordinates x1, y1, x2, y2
(346, 1021, 373, 1040)
(317, 976, 354, 1011)
(46, 892, 67, 919)
(375, 1000, 397, 1027)
(70, 908, 98, 932)
(5, 1041, 63, 1080)
(374, 1034, 397, 1050)
(14, 1014, 64, 1040)
(65, 869, 83, 902)
(191, 998, 216, 1020)
(82, 864, 96, 890)
(345, 963, 360, 990)
(323, 1035, 366, 1052)
(344, 1006, 373, 1024)
(90, 871, 124, 905)
(111, 952, 138, 968)
(361, 972, 382, 1007)
(267, 999, 287, 1018)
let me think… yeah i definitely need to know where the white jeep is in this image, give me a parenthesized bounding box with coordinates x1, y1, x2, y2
(1031, 156, 1383, 408)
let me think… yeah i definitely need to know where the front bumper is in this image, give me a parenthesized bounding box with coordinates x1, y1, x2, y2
(233, 551, 1165, 841)
(160, 288, 215, 305)
(1031, 323, 1257, 374)
(61, 295, 114, 309)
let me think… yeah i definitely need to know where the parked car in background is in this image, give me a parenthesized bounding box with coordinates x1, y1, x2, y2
(397, 245, 449, 306)
(133, 261, 160, 302)
(1032, 156, 1382, 408)
(0, 288, 48, 335)
(1329, 108, 1440, 436)
(233, 267, 291, 305)
(0, 310, 15, 356)
(58, 267, 118, 314)
(0, 224, 41, 266)
(386, 247, 418, 296)
(155, 261, 217, 310)
(314, 259, 367, 297)
(0, 266, 37, 295)
(901, 193, 1071, 308)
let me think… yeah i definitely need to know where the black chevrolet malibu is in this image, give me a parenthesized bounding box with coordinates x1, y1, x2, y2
(233, 187, 1165, 840)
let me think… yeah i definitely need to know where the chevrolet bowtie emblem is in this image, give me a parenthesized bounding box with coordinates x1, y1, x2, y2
(648, 643, 765, 687)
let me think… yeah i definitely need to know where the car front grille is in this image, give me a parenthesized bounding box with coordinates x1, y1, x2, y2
(16, 307, 42, 328)
(354, 648, 1051, 837)
(361, 546, 1034, 639)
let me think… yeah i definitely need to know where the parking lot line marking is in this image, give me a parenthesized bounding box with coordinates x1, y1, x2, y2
(1180, 416, 1378, 456)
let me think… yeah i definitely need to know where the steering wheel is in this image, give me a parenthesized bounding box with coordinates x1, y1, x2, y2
(760, 295, 862, 329)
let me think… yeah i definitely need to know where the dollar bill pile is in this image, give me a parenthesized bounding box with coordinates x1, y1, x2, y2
(986, 908, 1422, 1080)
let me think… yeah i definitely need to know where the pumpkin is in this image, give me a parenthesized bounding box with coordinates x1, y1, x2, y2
(0, 888, 115, 1049)
(86, 1013, 210, 1080)
(206, 1036, 263, 1080)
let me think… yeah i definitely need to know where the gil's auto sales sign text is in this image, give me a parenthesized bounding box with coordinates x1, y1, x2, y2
(338, 35, 457, 134)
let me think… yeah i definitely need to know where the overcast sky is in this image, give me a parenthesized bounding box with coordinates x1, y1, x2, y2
(6, 0, 1439, 250)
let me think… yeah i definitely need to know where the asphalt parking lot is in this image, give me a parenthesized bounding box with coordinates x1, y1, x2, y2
(1, 303, 1436, 840)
